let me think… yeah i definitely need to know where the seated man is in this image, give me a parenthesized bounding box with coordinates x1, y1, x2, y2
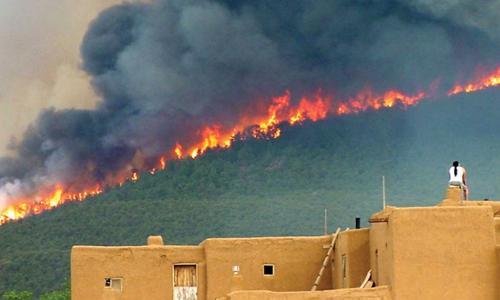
(448, 161, 468, 200)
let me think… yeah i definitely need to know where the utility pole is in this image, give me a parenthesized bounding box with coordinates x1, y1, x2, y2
(324, 208, 328, 235)
(382, 175, 386, 209)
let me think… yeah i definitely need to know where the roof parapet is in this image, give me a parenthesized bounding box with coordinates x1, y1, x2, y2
(147, 235, 164, 246)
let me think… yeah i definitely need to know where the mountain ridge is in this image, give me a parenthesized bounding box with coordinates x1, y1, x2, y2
(1, 88, 499, 295)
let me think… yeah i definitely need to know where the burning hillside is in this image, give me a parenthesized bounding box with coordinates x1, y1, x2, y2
(448, 67, 500, 96)
(1, 0, 500, 224)
(1, 73, 499, 224)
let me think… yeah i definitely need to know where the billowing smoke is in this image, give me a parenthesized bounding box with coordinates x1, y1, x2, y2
(0, 0, 130, 157)
(1, 0, 499, 209)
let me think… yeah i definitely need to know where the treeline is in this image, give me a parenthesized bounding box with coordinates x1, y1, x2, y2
(0, 90, 499, 296)
(1, 284, 69, 300)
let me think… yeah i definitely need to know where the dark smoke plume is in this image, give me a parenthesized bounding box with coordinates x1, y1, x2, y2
(1, 0, 499, 208)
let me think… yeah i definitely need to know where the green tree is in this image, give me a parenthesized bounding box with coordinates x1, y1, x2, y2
(1, 291, 33, 300)
(38, 291, 69, 300)
(39, 282, 70, 300)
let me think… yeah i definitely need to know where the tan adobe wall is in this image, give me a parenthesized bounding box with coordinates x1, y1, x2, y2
(71, 245, 205, 300)
(495, 218, 500, 243)
(369, 221, 393, 288)
(445, 186, 463, 202)
(225, 286, 392, 299)
(71, 204, 500, 300)
(439, 197, 500, 217)
(439, 198, 500, 243)
(72, 235, 341, 300)
(370, 206, 498, 300)
(202, 236, 333, 299)
(461, 201, 500, 216)
(331, 229, 370, 289)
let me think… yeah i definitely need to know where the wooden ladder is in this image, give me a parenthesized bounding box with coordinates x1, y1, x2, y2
(311, 227, 341, 291)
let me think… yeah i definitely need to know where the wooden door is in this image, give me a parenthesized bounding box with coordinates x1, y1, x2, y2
(174, 265, 197, 300)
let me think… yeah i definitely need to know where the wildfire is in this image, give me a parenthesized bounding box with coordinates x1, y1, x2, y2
(174, 143, 183, 159)
(160, 157, 166, 170)
(335, 89, 427, 115)
(130, 170, 139, 182)
(0, 185, 102, 225)
(48, 187, 63, 207)
(448, 67, 500, 96)
(1, 67, 500, 225)
(188, 126, 230, 159)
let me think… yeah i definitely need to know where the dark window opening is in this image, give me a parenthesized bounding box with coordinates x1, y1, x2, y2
(263, 264, 274, 276)
(104, 278, 122, 291)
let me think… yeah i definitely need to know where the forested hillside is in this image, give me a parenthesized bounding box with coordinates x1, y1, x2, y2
(1, 89, 500, 296)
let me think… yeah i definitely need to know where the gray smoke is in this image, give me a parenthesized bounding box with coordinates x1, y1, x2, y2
(1, 0, 499, 208)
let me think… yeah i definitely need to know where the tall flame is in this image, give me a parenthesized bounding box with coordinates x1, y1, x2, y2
(1, 67, 500, 225)
(160, 157, 166, 170)
(130, 170, 139, 182)
(174, 143, 183, 159)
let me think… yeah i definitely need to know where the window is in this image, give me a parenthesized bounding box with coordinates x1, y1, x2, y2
(232, 265, 240, 275)
(104, 278, 122, 292)
(263, 264, 274, 276)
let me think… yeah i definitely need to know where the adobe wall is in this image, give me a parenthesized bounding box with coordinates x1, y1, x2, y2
(72, 204, 500, 300)
(225, 286, 392, 300)
(331, 229, 370, 289)
(439, 198, 500, 243)
(461, 201, 500, 216)
(445, 186, 463, 202)
(371, 206, 498, 300)
(495, 218, 500, 242)
(439, 197, 500, 217)
(369, 221, 393, 288)
(71, 245, 205, 300)
(202, 236, 333, 300)
(72, 235, 335, 300)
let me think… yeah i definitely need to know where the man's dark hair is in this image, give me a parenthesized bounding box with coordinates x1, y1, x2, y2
(453, 161, 459, 176)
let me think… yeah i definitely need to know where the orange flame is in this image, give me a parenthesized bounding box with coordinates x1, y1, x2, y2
(187, 126, 229, 159)
(160, 157, 166, 170)
(48, 187, 63, 208)
(0, 185, 102, 225)
(290, 95, 330, 125)
(1, 66, 500, 225)
(174, 143, 183, 159)
(130, 170, 139, 182)
(335, 89, 426, 115)
(448, 67, 500, 96)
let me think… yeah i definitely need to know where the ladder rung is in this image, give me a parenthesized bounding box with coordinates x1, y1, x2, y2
(310, 228, 341, 291)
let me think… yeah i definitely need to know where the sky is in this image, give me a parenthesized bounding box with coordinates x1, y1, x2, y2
(0, 0, 129, 156)
(1, 0, 498, 159)
(0, 0, 498, 213)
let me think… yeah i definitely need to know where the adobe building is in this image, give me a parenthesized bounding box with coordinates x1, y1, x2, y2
(71, 187, 500, 300)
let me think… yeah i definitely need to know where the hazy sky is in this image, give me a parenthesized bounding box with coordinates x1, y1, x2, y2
(0, 0, 129, 156)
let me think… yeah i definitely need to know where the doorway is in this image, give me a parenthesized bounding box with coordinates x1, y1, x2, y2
(174, 264, 197, 300)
